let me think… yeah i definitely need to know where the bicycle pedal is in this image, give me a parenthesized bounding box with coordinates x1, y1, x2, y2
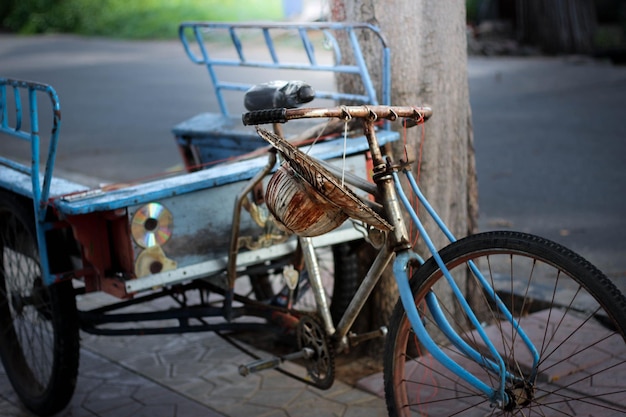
(348, 326, 388, 347)
(238, 347, 313, 376)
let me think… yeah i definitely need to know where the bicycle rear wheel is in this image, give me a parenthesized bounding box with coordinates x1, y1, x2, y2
(384, 231, 626, 417)
(249, 241, 361, 324)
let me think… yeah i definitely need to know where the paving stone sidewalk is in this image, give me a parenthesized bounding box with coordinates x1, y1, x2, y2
(79, 330, 386, 417)
(0, 292, 388, 417)
(0, 347, 224, 417)
(3, 307, 626, 417)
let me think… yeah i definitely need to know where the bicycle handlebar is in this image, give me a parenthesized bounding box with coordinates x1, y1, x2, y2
(242, 108, 288, 125)
(242, 105, 433, 126)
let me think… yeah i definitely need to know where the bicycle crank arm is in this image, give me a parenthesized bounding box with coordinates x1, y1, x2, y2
(348, 326, 388, 347)
(238, 348, 314, 376)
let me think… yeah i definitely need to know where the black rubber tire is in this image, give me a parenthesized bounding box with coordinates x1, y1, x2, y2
(384, 231, 626, 417)
(0, 192, 79, 416)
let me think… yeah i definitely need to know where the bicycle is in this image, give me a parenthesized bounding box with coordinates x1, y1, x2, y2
(1, 21, 625, 415)
(240, 104, 626, 416)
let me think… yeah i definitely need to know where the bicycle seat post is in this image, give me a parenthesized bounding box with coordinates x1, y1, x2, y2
(362, 117, 412, 251)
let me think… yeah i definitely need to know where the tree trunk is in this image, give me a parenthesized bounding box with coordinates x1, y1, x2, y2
(331, 0, 478, 355)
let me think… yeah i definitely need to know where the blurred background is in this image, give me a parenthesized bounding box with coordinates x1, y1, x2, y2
(1, 0, 625, 61)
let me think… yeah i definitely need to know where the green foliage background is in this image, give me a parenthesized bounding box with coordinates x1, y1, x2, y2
(0, 0, 283, 39)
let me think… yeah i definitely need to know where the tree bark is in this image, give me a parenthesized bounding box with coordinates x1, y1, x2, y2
(331, 0, 478, 355)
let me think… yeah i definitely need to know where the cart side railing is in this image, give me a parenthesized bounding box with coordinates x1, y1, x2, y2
(0, 78, 63, 283)
(174, 21, 393, 170)
(178, 21, 390, 116)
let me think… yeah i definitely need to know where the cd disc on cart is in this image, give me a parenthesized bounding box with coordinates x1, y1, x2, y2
(134, 245, 177, 277)
(131, 202, 173, 248)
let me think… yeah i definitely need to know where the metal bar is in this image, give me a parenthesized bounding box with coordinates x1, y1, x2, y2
(27, 87, 40, 200)
(364, 119, 412, 249)
(80, 305, 228, 324)
(177, 22, 391, 110)
(322, 30, 342, 67)
(227, 152, 277, 288)
(298, 28, 317, 66)
(425, 291, 520, 382)
(393, 251, 502, 404)
(1, 79, 67, 286)
(391, 171, 509, 404)
(81, 321, 268, 336)
(403, 169, 540, 372)
(25, 86, 55, 287)
(333, 244, 394, 349)
(348, 28, 378, 105)
(382, 47, 391, 106)
(229, 27, 245, 62)
(205, 60, 362, 72)
(382, 46, 391, 130)
(178, 25, 203, 64)
(192, 26, 228, 116)
(0, 157, 30, 174)
(282, 105, 433, 122)
(262, 28, 279, 64)
(239, 348, 313, 376)
(13, 86, 22, 131)
(0, 127, 30, 141)
(179, 21, 387, 44)
(300, 237, 335, 335)
(40, 86, 62, 215)
(0, 84, 6, 129)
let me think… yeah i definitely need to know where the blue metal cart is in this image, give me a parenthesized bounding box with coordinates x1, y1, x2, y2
(0, 22, 399, 415)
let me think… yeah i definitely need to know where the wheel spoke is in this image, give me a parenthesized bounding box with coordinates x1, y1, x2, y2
(0, 195, 79, 414)
(384, 231, 626, 417)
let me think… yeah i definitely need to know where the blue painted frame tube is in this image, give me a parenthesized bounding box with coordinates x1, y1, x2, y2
(425, 291, 520, 382)
(391, 171, 508, 405)
(403, 169, 540, 375)
(393, 251, 500, 402)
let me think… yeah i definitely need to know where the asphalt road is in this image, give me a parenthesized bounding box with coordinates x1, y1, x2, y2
(1, 34, 625, 290)
(469, 56, 626, 285)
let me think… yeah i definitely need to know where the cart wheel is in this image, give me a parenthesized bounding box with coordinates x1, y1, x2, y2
(0, 192, 79, 416)
(250, 241, 361, 324)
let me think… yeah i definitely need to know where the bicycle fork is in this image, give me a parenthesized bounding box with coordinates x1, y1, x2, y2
(391, 167, 541, 409)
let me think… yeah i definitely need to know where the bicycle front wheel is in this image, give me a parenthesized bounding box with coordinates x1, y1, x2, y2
(384, 231, 626, 417)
